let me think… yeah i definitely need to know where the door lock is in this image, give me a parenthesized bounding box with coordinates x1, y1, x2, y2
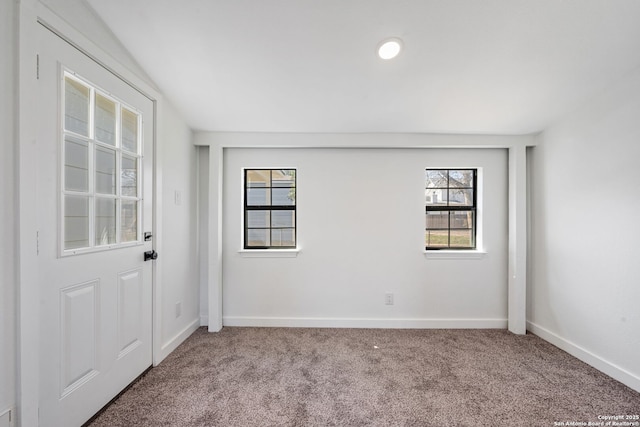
(144, 250, 158, 261)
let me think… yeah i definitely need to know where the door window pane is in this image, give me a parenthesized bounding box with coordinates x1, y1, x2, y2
(64, 137, 88, 192)
(64, 77, 90, 136)
(96, 147, 116, 194)
(64, 195, 89, 249)
(121, 108, 138, 153)
(121, 200, 138, 243)
(95, 198, 116, 246)
(121, 155, 138, 197)
(95, 93, 116, 145)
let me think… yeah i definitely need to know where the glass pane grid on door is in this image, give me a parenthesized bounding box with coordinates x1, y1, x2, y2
(62, 71, 142, 254)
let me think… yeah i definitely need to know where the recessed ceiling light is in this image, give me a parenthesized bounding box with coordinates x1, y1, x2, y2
(377, 38, 402, 60)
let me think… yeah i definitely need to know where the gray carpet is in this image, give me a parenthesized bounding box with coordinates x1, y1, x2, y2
(88, 327, 640, 426)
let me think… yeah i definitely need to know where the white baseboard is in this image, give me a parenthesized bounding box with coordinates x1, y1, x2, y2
(527, 321, 640, 393)
(157, 318, 200, 364)
(223, 316, 507, 329)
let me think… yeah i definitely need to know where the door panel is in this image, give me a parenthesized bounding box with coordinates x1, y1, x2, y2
(37, 24, 154, 426)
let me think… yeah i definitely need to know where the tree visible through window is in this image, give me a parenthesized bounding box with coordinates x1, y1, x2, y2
(244, 169, 296, 249)
(425, 169, 476, 249)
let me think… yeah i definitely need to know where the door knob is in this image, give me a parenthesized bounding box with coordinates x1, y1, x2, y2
(144, 250, 158, 261)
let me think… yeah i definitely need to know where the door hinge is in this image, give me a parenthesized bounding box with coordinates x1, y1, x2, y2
(36, 54, 39, 79)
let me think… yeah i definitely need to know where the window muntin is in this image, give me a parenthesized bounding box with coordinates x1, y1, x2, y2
(62, 72, 143, 254)
(425, 169, 476, 250)
(244, 169, 296, 249)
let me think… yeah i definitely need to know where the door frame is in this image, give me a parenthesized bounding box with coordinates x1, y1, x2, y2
(18, 2, 164, 425)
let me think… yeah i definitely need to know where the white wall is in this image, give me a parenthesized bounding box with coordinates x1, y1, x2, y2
(222, 147, 508, 327)
(39, 0, 156, 88)
(158, 103, 200, 358)
(528, 67, 640, 392)
(0, 0, 17, 417)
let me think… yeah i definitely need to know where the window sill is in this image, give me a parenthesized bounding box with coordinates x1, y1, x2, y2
(423, 249, 487, 260)
(238, 249, 300, 258)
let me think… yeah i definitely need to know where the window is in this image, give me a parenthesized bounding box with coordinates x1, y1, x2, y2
(244, 169, 296, 249)
(62, 72, 142, 253)
(425, 169, 476, 250)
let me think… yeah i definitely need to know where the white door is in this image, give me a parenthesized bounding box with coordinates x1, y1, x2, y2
(37, 24, 154, 426)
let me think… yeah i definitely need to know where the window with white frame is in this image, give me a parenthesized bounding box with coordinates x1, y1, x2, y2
(62, 71, 142, 253)
(425, 169, 476, 250)
(244, 169, 296, 249)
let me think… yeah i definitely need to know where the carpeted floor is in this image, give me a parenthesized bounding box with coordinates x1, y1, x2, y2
(87, 327, 640, 426)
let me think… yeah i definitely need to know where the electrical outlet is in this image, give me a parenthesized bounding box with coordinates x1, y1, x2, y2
(175, 301, 181, 318)
(385, 292, 394, 305)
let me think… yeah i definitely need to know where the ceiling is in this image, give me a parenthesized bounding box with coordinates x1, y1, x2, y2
(87, 0, 640, 134)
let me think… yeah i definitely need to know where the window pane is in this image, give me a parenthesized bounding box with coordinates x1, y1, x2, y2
(96, 147, 116, 194)
(449, 189, 474, 206)
(95, 198, 116, 246)
(425, 230, 448, 248)
(450, 229, 473, 248)
(247, 229, 270, 247)
(271, 170, 295, 187)
(64, 195, 89, 249)
(247, 210, 270, 228)
(272, 188, 295, 206)
(121, 200, 138, 242)
(121, 155, 138, 197)
(64, 137, 88, 192)
(64, 77, 90, 136)
(247, 188, 270, 206)
(451, 211, 474, 229)
(247, 170, 271, 187)
(426, 211, 448, 229)
(425, 189, 446, 206)
(449, 170, 474, 188)
(122, 108, 138, 153)
(425, 170, 448, 188)
(272, 210, 294, 228)
(271, 229, 295, 247)
(95, 93, 116, 145)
